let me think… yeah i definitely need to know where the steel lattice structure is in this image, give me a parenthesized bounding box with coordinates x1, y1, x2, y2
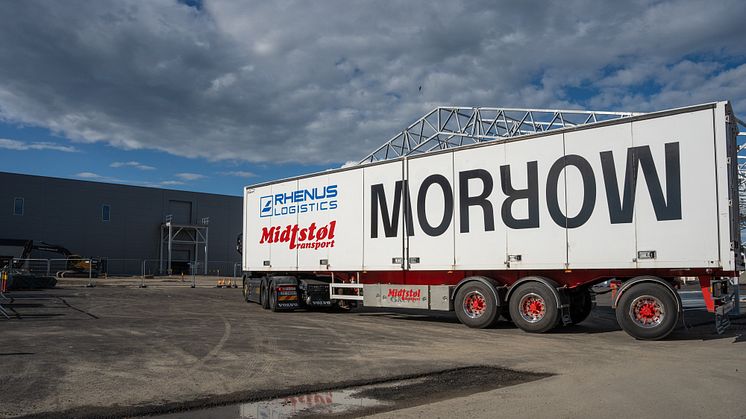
(359, 107, 639, 164)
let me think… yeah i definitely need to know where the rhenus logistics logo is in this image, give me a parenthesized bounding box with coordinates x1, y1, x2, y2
(260, 185, 338, 217)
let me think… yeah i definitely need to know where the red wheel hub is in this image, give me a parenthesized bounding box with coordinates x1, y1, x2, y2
(637, 302, 657, 320)
(518, 293, 546, 323)
(463, 291, 487, 319)
(526, 299, 544, 316)
(629, 295, 665, 328)
(470, 297, 485, 312)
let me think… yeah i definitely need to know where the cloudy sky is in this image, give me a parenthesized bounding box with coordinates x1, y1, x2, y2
(0, 0, 745, 195)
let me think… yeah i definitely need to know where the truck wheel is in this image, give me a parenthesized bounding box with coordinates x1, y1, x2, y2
(454, 282, 499, 329)
(509, 282, 559, 333)
(615, 283, 678, 340)
(261, 282, 270, 309)
(269, 285, 279, 312)
(242, 279, 250, 303)
(569, 288, 593, 325)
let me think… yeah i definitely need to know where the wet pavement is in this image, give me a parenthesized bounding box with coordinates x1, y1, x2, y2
(147, 367, 549, 419)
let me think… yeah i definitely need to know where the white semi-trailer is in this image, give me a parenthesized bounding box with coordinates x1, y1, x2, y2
(240, 102, 742, 340)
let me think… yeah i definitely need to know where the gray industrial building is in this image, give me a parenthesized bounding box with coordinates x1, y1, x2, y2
(0, 171, 242, 276)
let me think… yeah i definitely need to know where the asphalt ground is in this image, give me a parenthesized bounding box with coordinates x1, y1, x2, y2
(0, 280, 744, 419)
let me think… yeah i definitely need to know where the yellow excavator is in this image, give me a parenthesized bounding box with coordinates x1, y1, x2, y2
(0, 239, 103, 280)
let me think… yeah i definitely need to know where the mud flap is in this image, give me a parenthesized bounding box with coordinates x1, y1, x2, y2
(560, 304, 572, 326)
(715, 299, 734, 335)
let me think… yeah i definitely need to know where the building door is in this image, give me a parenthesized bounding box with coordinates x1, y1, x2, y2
(169, 200, 193, 225)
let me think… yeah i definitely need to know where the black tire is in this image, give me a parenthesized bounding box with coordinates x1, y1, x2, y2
(260, 281, 270, 309)
(242, 279, 250, 303)
(615, 282, 679, 340)
(454, 282, 499, 329)
(269, 285, 279, 312)
(569, 288, 593, 325)
(509, 282, 559, 333)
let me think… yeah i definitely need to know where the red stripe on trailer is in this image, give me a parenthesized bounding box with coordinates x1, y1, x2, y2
(698, 276, 715, 313)
(358, 268, 735, 289)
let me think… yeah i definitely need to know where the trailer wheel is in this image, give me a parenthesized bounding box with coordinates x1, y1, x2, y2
(509, 282, 559, 333)
(261, 281, 270, 309)
(569, 288, 593, 325)
(242, 278, 250, 303)
(616, 282, 678, 340)
(454, 282, 499, 328)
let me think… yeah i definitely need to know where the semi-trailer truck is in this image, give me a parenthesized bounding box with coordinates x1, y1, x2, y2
(240, 101, 742, 340)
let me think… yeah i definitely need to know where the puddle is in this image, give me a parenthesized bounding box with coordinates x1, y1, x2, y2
(151, 389, 381, 419)
(145, 366, 550, 419)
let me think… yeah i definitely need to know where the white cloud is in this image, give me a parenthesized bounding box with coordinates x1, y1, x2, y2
(110, 161, 156, 170)
(218, 170, 256, 178)
(74, 172, 103, 179)
(0, 0, 744, 165)
(0, 138, 77, 152)
(174, 172, 206, 181)
(160, 180, 185, 186)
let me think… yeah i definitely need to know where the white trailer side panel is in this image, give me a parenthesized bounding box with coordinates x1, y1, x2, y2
(503, 133, 567, 270)
(407, 153, 455, 270)
(296, 170, 364, 271)
(244, 103, 733, 274)
(244, 185, 272, 270)
(632, 109, 719, 269)
(452, 145, 507, 270)
(363, 160, 405, 270)
(565, 123, 637, 269)
(328, 170, 365, 271)
(269, 181, 299, 271)
(295, 175, 330, 270)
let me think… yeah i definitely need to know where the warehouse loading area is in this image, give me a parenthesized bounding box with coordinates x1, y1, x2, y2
(1, 281, 744, 419)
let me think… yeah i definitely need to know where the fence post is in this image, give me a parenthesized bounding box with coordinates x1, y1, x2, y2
(86, 259, 95, 287)
(139, 259, 147, 288)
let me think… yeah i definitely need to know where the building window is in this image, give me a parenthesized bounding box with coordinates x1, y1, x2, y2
(102, 204, 111, 222)
(13, 197, 24, 216)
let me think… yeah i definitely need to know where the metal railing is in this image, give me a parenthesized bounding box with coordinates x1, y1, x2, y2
(5, 257, 242, 279)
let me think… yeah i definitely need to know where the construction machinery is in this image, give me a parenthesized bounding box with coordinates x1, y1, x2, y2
(0, 239, 104, 289)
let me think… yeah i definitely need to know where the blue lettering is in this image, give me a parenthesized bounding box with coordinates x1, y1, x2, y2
(327, 185, 338, 198)
(260, 185, 340, 218)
